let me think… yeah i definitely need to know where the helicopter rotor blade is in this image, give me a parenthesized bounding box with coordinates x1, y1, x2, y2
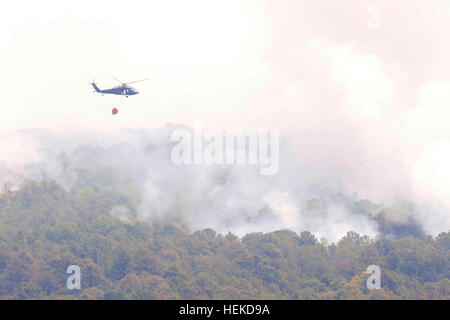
(124, 78, 149, 85)
(113, 77, 124, 84)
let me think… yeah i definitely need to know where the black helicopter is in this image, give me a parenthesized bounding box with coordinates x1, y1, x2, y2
(90, 77, 148, 98)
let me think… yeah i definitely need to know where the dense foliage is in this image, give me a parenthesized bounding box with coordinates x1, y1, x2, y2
(0, 179, 448, 300)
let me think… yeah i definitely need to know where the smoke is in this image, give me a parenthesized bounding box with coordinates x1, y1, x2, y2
(0, 126, 447, 243)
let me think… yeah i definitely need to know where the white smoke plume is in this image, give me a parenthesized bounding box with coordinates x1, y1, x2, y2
(0, 126, 447, 243)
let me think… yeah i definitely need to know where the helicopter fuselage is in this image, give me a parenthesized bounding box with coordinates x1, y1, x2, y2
(92, 83, 139, 96)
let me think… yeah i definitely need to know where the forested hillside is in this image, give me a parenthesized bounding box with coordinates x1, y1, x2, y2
(0, 177, 448, 300)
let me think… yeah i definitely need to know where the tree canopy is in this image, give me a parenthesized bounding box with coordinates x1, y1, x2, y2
(0, 179, 448, 300)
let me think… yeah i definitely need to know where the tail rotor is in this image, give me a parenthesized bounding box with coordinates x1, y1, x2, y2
(90, 79, 101, 93)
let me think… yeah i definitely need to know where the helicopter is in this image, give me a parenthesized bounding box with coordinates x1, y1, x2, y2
(90, 77, 149, 98)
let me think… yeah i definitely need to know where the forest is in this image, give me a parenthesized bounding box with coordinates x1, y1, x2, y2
(0, 172, 448, 300)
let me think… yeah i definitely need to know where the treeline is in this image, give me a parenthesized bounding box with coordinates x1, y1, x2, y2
(0, 179, 448, 299)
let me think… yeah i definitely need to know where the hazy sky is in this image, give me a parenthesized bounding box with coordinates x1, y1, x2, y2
(1, 0, 450, 232)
